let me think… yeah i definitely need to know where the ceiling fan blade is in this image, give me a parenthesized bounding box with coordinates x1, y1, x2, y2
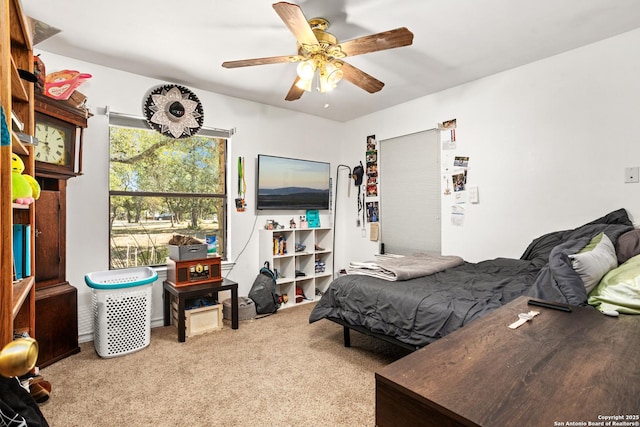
(340, 27, 414, 57)
(222, 55, 299, 68)
(340, 62, 385, 93)
(285, 77, 305, 101)
(272, 2, 319, 48)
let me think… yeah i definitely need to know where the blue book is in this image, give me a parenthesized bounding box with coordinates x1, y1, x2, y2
(23, 225, 31, 277)
(12, 224, 31, 279)
(12, 224, 24, 280)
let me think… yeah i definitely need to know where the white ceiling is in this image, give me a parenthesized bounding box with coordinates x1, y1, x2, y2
(22, 0, 640, 122)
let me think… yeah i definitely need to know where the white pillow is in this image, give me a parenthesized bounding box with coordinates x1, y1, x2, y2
(569, 233, 617, 293)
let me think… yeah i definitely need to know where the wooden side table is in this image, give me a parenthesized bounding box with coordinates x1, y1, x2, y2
(163, 278, 238, 342)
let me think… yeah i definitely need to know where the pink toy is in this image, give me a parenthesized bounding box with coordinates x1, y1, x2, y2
(44, 69, 92, 100)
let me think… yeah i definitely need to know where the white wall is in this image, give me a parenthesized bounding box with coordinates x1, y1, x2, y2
(36, 52, 344, 340)
(335, 28, 640, 268)
(38, 27, 640, 341)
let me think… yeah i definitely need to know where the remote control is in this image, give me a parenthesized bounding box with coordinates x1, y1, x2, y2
(527, 299, 572, 312)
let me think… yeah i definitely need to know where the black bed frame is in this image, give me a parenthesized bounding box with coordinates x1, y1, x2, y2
(327, 317, 421, 352)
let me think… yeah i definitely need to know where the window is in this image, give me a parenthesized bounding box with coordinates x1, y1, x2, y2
(108, 115, 228, 269)
(379, 130, 441, 255)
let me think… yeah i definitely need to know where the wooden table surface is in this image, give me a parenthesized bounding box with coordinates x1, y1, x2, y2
(375, 296, 640, 427)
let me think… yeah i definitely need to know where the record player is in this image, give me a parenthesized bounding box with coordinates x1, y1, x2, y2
(166, 256, 222, 287)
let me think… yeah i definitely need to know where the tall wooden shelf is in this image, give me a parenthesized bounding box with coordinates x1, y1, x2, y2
(1, 0, 37, 347)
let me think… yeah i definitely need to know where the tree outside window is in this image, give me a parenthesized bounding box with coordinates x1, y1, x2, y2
(109, 125, 226, 269)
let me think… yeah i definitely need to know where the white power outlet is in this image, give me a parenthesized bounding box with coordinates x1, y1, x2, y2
(625, 167, 639, 183)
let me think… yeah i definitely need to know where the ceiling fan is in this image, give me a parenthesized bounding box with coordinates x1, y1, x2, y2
(221, 2, 414, 101)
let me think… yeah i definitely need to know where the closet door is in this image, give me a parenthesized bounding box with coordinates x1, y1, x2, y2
(379, 130, 440, 255)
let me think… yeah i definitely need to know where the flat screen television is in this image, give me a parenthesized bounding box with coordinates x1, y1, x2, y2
(256, 154, 331, 211)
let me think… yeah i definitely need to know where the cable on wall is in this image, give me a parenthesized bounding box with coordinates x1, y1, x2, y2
(332, 164, 352, 277)
(224, 213, 259, 279)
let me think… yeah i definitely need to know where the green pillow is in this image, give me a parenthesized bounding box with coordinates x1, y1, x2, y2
(588, 253, 640, 315)
(579, 232, 603, 253)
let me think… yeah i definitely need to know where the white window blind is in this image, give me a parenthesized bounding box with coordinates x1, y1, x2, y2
(379, 130, 441, 255)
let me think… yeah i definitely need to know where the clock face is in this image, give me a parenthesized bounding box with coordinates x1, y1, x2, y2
(35, 123, 67, 165)
(33, 95, 88, 177)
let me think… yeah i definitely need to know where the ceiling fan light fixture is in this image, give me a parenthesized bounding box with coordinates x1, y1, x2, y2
(296, 59, 316, 80)
(318, 78, 334, 93)
(325, 62, 343, 85)
(295, 77, 312, 92)
(316, 61, 342, 93)
(318, 74, 336, 93)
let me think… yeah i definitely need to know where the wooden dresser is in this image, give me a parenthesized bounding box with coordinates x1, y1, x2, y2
(375, 296, 640, 427)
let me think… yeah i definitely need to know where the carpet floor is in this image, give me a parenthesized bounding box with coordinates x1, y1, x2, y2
(39, 302, 410, 426)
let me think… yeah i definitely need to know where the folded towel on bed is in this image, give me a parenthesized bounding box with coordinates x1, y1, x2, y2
(347, 253, 464, 281)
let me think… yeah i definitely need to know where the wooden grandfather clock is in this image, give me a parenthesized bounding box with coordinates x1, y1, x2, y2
(33, 92, 89, 367)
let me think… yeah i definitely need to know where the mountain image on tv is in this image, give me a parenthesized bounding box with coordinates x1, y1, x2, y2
(256, 155, 331, 210)
(257, 187, 330, 209)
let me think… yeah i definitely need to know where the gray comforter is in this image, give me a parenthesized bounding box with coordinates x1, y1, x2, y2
(309, 209, 633, 347)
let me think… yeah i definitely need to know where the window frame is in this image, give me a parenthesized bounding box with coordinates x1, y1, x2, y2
(107, 112, 231, 269)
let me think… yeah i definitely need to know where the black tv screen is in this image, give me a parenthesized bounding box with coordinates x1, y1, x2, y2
(256, 154, 331, 211)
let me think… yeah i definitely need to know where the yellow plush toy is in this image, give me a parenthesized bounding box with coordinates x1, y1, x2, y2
(12, 153, 40, 205)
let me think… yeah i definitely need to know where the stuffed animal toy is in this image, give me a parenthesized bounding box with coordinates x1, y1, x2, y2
(11, 153, 40, 205)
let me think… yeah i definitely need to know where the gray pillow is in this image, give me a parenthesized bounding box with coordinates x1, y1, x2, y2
(615, 229, 640, 264)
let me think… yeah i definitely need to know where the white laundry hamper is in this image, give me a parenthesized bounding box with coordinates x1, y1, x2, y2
(85, 267, 158, 358)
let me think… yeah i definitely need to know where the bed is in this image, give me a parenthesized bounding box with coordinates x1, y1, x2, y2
(309, 208, 637, 350)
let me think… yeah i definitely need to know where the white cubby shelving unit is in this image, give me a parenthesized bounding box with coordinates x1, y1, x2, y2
(259, 227, 333, 309)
